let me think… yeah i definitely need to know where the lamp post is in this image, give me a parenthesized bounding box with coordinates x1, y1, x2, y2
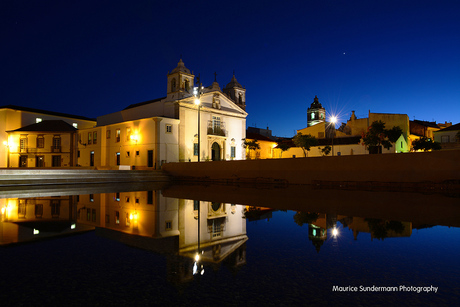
(194, 79, 202, 162)
(330, 116, 337, 156)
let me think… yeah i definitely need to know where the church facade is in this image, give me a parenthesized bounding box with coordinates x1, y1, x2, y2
(77, 59, 248, 168)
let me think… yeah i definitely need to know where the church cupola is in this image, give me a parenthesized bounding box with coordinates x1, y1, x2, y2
(223, 73, 246, 111)
(167, 59, 195, 100)
(307, 95, 326, 127)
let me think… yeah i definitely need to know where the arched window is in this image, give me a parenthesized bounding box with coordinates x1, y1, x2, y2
(171, 79, 176, 92)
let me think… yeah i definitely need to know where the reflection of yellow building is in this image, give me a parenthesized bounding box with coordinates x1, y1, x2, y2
(0, 196, 92, 245)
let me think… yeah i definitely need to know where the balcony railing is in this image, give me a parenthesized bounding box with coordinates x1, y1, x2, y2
(207, 121, 226, 137)
(52, 146, 61, 153)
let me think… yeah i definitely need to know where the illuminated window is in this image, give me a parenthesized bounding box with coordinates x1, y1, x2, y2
(311, 113, 315, 120)
(20, 136, 28, 153)
(36, 118, 42, 123)
(165, 221, 172, 230)
(116, 193, 120, 201)
(126, 127, 131, 141)
(90, 194, 94, 202)
(116, 129, 120, 142)
(166, 124, 172, 133)
(73, 123, 78, 128)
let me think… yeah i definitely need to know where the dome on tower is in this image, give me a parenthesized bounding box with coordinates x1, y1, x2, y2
(225, 74, 243, 89)
(170, 59, 191, 74)
(308, 95, 323, 110)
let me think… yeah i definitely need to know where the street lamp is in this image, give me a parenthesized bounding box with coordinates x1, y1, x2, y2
(193, 78, 203, 162)
(330, 116, 337, 156)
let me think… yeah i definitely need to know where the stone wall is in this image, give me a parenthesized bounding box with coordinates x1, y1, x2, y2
(162, 150, 460, 185)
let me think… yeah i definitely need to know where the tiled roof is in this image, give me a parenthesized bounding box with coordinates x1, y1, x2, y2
(246, 132, 275, 142)
(435, 122, 460, 132)
(123, 97, 166, 110)
(8, 120, 77, 132)
(0, 105, 96, 121)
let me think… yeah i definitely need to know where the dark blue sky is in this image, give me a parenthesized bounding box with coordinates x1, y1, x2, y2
(2, 0, 459, 137)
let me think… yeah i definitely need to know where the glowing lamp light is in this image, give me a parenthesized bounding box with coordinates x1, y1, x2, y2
(33, 229, 39, 235)
(71, 223, 76, 230)
(3, 141, 7, 146)
(1, 207, 5, 215)
(332, 227, 339, 237)
(195, 253, 200, 262)
(330, 116, 337, 124)
(194, 98, 200, 105)
(129, 213, 133, 220)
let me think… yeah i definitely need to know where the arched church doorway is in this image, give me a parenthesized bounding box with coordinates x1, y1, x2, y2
(211, 142, 221, 161)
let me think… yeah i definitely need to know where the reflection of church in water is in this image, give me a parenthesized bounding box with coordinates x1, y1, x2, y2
(75, 190, 247, 283)
(305, 213, 413, 253)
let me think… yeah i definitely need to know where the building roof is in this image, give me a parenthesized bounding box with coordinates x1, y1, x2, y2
(411, 120, 439, 129)
(8, 120, 77, 132)
(246, 132, 275, 142)
(123, 97, 166, 110)
(434, 122, 460, 132)
(0, 105, 96, 121)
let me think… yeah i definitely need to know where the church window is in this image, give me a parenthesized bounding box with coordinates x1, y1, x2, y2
(231, 146, 236, 158)
(311, 113, 315, 120)
(171, 79, 176, 92)
(212, 116, 221, 131)
(166, 124, 172, 133)
(320, 113, 324, 119)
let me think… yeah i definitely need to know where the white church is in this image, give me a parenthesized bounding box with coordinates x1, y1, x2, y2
(77, 59, 248, 169)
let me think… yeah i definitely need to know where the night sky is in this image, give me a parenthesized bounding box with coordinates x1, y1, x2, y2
(2, 0, 459, 137)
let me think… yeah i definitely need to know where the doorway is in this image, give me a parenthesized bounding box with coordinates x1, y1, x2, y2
(90, 151, 94, 167)
(211, 142, 221, 161)
(147, 150, 154, 168)
(36, 156, 44, 167)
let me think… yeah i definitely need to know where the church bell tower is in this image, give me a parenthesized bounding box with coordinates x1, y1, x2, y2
(307, 96, 326, 127)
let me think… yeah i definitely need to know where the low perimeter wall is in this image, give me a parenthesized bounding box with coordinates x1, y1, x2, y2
(162, 150, 460, 185)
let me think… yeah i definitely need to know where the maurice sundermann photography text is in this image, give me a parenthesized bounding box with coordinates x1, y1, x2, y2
(332, 285, 438, 293)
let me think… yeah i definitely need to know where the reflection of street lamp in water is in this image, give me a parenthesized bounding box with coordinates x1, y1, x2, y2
(330, 116, 337, 156)
(194, 85, 202, 162)
(193, 201, 204, 276)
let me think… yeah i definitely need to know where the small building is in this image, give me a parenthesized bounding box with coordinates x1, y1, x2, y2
(245, 130, 278, 159)
(6, 120, 78, 167)
(433, 122, 460, 150)
(1, 105, 96, 168)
